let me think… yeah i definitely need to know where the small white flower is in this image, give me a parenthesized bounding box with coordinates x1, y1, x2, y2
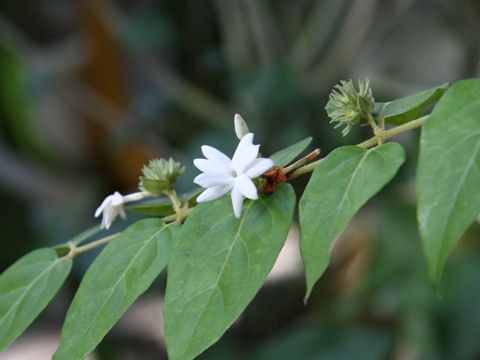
(94, 191, 149, 230)
(95, 191, 126, 230)
(193, 133, 274, 218)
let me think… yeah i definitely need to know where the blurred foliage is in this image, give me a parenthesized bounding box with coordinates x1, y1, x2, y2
(0, 0, 479, 359)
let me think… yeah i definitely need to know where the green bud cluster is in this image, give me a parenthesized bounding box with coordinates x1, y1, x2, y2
(325, 78, 375, 136)
(139, 158, 185, 195)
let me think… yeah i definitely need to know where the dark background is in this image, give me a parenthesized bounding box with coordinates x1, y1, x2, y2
(0, 0, 480, 359)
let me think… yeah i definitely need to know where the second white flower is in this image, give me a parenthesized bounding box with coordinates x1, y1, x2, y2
(193, 133, 274, 218)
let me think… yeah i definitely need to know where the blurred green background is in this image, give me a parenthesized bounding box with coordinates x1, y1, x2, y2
(0, 0, 479, 359)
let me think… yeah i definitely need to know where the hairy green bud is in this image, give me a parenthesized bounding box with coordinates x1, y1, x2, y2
(325, 78, 375, 136)
(139, 158, 185, 195)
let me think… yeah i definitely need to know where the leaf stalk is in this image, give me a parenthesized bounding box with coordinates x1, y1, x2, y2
(288, 115, 429, 179)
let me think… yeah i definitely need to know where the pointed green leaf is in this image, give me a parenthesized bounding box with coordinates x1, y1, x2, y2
(164, 184, 296, 360)
(300, 143, 405, 299)
(270, 137, 312, 167)
(127, 188, 202, 216)
(0, 249, 72, 351)
(53, 219, 180, 360)
(417, 79, 480, 288)
(374, 82, 450, 125)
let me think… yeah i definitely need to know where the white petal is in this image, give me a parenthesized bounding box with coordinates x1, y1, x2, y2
(101, 216, 108, 230)
(231, 185, 244, 218)
(111, 192, 124, 206)
(193, 158, 231, 175)
(201, 145, 233, 172)
(245, 158, 274, 178)
(232, 133, 260, 173)
(196, 184, 232, 202)
(235, 174, 258, 200)
(232, 133, 255, 167)
(95, 195, 112, 217)
(194, 173, 234, 188)
(101, 206, 117, 230)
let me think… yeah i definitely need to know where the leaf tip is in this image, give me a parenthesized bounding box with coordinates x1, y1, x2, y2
(303, 295, 309, 306)
(303, 284, 314, 304)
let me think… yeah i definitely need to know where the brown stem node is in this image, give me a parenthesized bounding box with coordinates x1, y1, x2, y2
(261, 166, 287, 195)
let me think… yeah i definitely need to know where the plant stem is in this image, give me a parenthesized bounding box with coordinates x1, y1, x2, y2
(356, 115, 428, 149)
(61, 200, 192, 259)
(164, 189, 184, 222)
(366, 112, 384, 145)
(378, 114, 385, 131)
(64, 233, 119, 259)
(288, 158, 323, 179)
(366, 112, 381, 133)
(161, 207, 194, 223)
(283, 148, 321, 174)
(288, 115, 428, 179)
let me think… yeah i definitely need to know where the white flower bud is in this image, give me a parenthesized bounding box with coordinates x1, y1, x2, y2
(234, 113, 249, 140)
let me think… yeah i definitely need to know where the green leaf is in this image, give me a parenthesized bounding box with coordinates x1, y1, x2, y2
(299, 143, 405, 299)
(164, 184, 296, 360)
(417, 78, 480, 289)
(127, 188, 202, 216)
(53, 219, 180, 360)
(374, 82, 450, 125)
(270, 137, 312, 167)
(0, 249, 72, 351)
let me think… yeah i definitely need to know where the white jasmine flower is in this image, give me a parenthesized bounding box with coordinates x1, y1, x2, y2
(234, 113, 249, 140)
(193, 133, 274, 218)
(95, 191, 149, 230)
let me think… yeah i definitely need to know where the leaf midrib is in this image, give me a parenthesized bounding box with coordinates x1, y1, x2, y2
(58, 223, 169, 355)
(433, 135, 480, 279)
(180, 200, 256, 359)
(0, 256, 64, 337)
(329, 148, 371, 239)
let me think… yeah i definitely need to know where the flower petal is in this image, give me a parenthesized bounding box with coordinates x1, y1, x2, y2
(231, 185, 244, 218)
(101, 206, 118, 230)
(245, 158, 274, 178)
(193, 159, 222, 174)
(235, 174, 258, 200)
(95, 194, 114, 217)
(196, 184, 232, 202)
(232, 133, 259, 173)
(201, 145, 233, 172)
(194, 173, 234, 188)
(111, 191, 124, 206)
(101, 216, 109, 230)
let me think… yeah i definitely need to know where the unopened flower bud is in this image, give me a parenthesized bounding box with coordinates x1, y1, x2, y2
(234, 113, 250, 140)
(325, 78, 375, 136)
(139, 158, 185, 195)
